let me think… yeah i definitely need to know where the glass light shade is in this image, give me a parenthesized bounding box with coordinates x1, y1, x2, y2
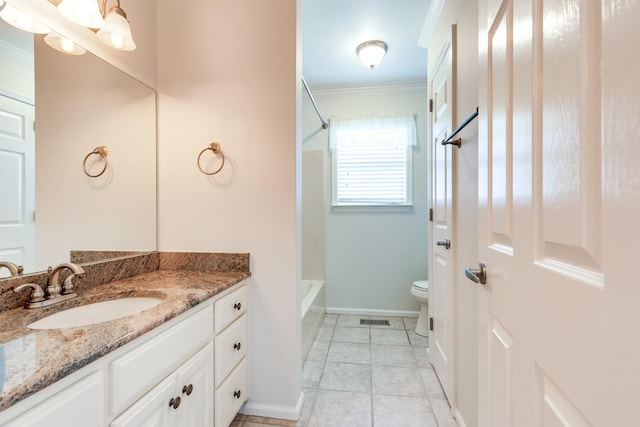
(97, 6, 135, 51)
(44, 31, 86, 55)
(356, 40, 387, 70)
(58, 0, 104, 29)
(0, 4, 50, 34)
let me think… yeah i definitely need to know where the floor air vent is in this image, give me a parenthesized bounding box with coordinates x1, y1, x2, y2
(360, 319, 390, 326)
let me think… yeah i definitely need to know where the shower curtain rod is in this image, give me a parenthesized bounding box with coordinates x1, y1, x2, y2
(302, 76, 328, 130)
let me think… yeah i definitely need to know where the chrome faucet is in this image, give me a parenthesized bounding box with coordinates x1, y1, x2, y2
(0, 261, 23, 277)
(14, 262, 84, 309)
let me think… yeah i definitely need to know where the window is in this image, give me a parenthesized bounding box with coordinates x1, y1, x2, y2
(329, 113, 417, 208)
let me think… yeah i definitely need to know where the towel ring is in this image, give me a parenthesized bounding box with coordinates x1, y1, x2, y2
(197, 142, 225, 175)
(82, 146, 109, 178)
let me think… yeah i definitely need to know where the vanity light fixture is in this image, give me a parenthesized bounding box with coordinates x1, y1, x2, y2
(57, 0, 104, 29)
(56, 0, 136, 51)
(97, 2, 135, 51)
(356, 40, 387, 70)
(44, 31, 86, 55)
(0, 3, 50, 34)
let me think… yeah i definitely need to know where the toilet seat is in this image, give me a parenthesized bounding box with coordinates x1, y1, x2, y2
(412, 280, 429, 292)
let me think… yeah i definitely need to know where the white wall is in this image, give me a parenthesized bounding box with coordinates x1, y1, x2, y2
(302, 85, 429, 314)
(156, 0, 302, 419)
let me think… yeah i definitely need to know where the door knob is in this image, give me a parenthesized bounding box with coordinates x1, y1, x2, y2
(436, 239, 451, 250)
(465, 262, 487, 285)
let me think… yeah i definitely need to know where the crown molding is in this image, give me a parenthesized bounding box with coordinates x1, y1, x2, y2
(306, 82, 427, 98)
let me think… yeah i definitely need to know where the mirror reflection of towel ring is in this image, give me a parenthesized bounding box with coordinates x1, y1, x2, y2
(82, 146, 109, 178)
(197, 142, 225, 175)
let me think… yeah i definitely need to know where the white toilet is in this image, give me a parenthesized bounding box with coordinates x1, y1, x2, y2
(411, 280, 429, 336)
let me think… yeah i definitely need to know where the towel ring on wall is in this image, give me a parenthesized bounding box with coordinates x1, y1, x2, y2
(197, 142, 225, 175)
(82, 146, 109, 178)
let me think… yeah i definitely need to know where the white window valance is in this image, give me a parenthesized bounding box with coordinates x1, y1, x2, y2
(328, 112, 418, 153)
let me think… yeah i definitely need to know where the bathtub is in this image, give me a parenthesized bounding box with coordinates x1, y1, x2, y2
(301, 280, 326, 363)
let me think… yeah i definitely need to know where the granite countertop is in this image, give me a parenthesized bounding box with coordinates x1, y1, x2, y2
(0, 269, 249, 412)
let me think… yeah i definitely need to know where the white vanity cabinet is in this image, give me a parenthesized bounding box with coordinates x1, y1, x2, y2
(214, 285, 248, 427)
(111, 342, 213, 427)
(0, 279, 249, 427)
(2, 371, 104, 427)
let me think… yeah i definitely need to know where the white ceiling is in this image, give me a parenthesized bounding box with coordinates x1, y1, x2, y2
(301, 0, 431, 90)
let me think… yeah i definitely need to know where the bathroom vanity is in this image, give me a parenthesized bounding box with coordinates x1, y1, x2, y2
(0, 252, 250, 427)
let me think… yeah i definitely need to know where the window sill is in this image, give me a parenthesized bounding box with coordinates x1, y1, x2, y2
(331, 204, 414, 213)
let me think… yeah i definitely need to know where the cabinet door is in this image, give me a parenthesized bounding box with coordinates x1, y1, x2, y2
(110, 375, 177, 427)
(176, 343, 214, 427)
(4, 371, 103, 427)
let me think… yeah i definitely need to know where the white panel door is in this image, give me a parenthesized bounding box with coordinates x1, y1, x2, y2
(477, 0, 640, 425)
(429, 26, 456, 403)
(0, 95, 35, 277)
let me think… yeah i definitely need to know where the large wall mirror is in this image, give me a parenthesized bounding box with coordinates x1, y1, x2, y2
(0, 9, 156, 278)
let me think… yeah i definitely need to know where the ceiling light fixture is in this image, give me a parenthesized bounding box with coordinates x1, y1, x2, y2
(356, 40, 387, 70)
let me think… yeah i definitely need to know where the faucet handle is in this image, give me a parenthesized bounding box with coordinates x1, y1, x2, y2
(14, 283, 46, 305)
(61, 272, 83, 295)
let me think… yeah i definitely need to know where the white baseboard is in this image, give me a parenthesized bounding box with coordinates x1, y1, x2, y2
(453, 408, 467, 427)
(326, 307, 419, 318)
(239, 391, 305, 421)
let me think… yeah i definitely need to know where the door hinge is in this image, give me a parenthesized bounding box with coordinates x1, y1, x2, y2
(429, 317, 434, 331)
(429, 208, 433, 222)
(429, 99, 433, 113)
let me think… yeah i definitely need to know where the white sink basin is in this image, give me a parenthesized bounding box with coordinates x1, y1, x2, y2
(28, 297, 164, 330)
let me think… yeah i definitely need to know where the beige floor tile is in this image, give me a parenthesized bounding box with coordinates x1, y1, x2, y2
(306, 340, 330, 362)
(302, 360, 324, 388)
(297, 388, 317, 427)
(321, 314, 338, 327)
(319, 362, 371, 393)
(368, 316, 405, 329)
(336, 314, 369, 328)
(326, 342, 371, 364)
(421, 367, 447, 400)
(373, 394, 438, 427)
(336, 314, 370, 328)
(402, 316, 419, 330)
(408, 330, 429, 347)
(370, 328, 410, 346)
(308, 390, 371, 427)
(332, 326, 370, 344)
(314, 325, 334, 342)
(372, 365, 426, 397)
(370, 344, 417, 368)
(430, 398, 458, 427)
(413, 346, 431, 368)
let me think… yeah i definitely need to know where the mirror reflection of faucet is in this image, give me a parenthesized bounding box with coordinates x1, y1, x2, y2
(0, 261, 24, 277)
(13, 263, 85, 309)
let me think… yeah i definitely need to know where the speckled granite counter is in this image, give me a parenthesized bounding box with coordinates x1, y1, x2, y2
(0, 252, 250, 413)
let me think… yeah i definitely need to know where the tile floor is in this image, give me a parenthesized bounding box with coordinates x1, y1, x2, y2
(232, 314, 457, 427)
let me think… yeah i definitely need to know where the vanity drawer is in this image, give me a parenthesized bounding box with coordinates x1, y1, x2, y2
(215, 358, 248, 427)
(109, 304, 213, 415)
(215, 313, 247, 387)
(215, 283, 247, 334)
